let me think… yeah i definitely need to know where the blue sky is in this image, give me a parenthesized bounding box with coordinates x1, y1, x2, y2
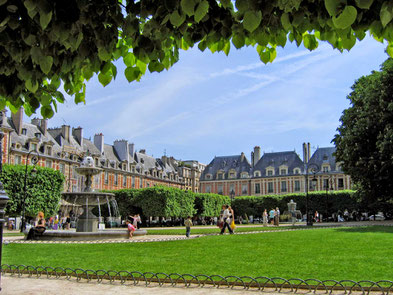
(47, 36, 388, 164)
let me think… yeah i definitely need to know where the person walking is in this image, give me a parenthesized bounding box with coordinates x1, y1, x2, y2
(269, 208, 275, 225)
(274, 207, 280, 226)
(184, 216, 193, 237)
(220, 205, 233, 234)
(263, 209, 268, 227)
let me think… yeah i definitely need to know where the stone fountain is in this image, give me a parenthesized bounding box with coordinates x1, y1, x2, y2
(63, 155, 114, 232)
(31, 154, 147, 241)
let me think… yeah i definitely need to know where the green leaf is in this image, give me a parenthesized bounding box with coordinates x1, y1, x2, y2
(281, 13, 292, 31)
(333, 6, 358, 29)
(303, 34, 319, 50)
(148, 61, 165, 73)
(355, 0, 374, 9)
(198, 40, 207, 51)
(98, 72, 112, 87)
(170, 10, 186, 27)
(82, 66, 93, 80)
(380, 2, 393, 28)
(40, 105, 54, 118)
(195, 0, 209, 23)
(39, 55, 53, 74)
(98, 48, 112, 61)
(324, 0, 341, 17)
(232, 33, 245, 48)
(269, 47, 277, 62)
(259, 49, 270, 64)
(30, 47, 41, 65)
(23, 0, 36, 13)
(342, 33, 357, 50)
(41, 93, 52, 105)
(0, 0, 7, 6)
(75, 86, 86, 104)
(219, 0, 232, 9)
(25, 79, 38, 93)
(243, 11, 262, 33)
(181, 0, 195, 17)
(223, 41, 230, 56)
(386, 43, 393, 57)
(124, 66, 141, 82)
(39, 11, 52, 30)
(235, 0, 248, 12)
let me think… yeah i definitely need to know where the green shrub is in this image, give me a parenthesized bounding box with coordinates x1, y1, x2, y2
(194, 193, 230, 217)
(0, 164, 64, 217)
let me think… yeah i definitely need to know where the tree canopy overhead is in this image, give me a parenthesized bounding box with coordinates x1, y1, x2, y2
(333, 58, 393, 213)
(1, 0, 393, 117)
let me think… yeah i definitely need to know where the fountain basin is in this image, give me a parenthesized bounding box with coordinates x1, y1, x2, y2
(33, 229, 147, 241)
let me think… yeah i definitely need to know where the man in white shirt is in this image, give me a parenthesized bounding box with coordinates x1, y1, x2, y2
(220, 205, 233, 234)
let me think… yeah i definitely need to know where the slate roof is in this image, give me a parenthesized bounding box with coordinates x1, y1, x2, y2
(253, 151, 304, 176)
(308, 147, 339, 172)
(201, 154, 252, 180)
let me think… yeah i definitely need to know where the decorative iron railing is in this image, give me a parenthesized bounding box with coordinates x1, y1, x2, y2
(2, 264, 392, 294)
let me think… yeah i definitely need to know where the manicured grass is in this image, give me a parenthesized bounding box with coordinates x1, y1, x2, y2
(146, 225, 294, 235)
(3, 226, 393, 281)
(3, 232, 24, 237)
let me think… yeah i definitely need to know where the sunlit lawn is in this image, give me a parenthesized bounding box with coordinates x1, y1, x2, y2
(3, 226, 393, 281)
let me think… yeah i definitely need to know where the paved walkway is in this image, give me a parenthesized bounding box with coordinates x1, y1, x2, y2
(2, 276, 271, 295)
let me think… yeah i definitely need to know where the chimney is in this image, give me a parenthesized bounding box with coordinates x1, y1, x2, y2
(61, 125, 70, 142)
(240, 152, 245, 161)
(31, 118, 40, 126)
(72, 127, 83, 146)
(253, 146, 261, 166)
(94, 133, 104, 154)
(251, 151, 254, 167)
(11, 107, 23, 135)
(128, 143, 135, 157)
(307, 142, 311, 162)
(40, 119, 48, 136)
(303, 142, 308, 163)
(161, 155, 168, 165)
(114, 139, 129, 162)
(139, 149, 146, 154)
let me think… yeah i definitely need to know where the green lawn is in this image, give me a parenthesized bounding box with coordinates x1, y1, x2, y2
(146, 225, 294, 235)
(3, 232, 24, 237)
(3, 226, 393, 282)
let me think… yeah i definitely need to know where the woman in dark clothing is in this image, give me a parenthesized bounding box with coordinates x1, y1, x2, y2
(26, 211, 46, 240)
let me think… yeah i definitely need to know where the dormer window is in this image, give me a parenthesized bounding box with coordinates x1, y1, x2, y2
(21, 128, 27, 135)
(217, 172, 224, 180)
(241, 172, 248, 178)
(254, 170, 261, 177)
(266, 168, 274, 176)
(280, 169, 287, 175)
(47, 146, 52, 156)
(293, 168, 301, 174)
(35, 133, 41, 139)
(322, 165, 330, 173)
(206, 174, 212, 180)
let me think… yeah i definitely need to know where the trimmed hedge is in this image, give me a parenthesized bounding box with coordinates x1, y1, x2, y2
(106, 187, 229, 218)
(0, 164, 65, 217)
(232, 190, 358, 218)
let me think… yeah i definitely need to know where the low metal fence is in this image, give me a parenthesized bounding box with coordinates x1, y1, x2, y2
(2, 264, 392, 294)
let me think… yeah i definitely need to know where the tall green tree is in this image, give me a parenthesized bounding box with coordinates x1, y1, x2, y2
(1, 0, 393, 116)
(333, 58, 393, 215)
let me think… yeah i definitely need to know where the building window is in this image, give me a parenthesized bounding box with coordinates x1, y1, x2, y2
(309, 180, 315, 189)
(31, 143, 37, 151)
(338, 178, 344, 188)
(123, 175, 127, 187)
(229, 172, 236, 179)
(254, 171, 261, 177)
(132, 176, 135, 188)
(206, 185, 211, 193)
(267, 170, 273, 176)
(217, 173, 223, 180)
(268, 182, 274, 193)
(294, 180, 300, 192)
(104, 172, 108, 184)
(280, 169, 287, 175)
(206, 174, 212, 180)
(14, 155, 22, 165)
(140, 177, 143, 188)
(59, 163, 65, 174)
(241, 173, 248, 178)
(218, 184, 223, 194)
(229, 184, 235, 194)
(281, 181, 287, 192)
(294, 168, 300, 174)
(35, 133, 41, 139)
(114, 173, 118, 185)
(255, 183, 261, 194)
(72, 165, 78, 179)
(242, 184, 248, 195)
(324, 179, 329, 189)
(322, 166, 329, 173)
(21, 128, 27, 135)
(47, 146, 52, 156)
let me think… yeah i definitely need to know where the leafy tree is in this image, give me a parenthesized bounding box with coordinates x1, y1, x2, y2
(0, 164, 64, 217)
(333, 58, 393, 216)
(194, 193, 230, 217)
(1, 0, 393, 117)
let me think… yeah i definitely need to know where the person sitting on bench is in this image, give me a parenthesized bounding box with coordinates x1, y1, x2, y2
(26, 211, 46, 240)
